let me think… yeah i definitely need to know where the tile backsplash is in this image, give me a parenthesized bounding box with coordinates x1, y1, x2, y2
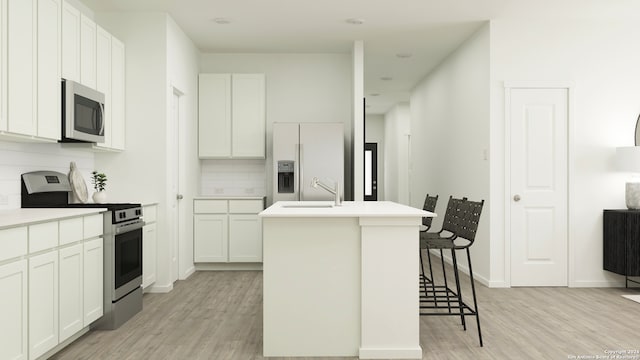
(201, 159, 267, 196)
(0, 141, 95, 210)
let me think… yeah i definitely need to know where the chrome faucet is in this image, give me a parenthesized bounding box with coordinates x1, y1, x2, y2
(311, 177, 341, 206)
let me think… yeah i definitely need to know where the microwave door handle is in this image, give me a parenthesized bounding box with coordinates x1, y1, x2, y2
(99, 103, 105, 136)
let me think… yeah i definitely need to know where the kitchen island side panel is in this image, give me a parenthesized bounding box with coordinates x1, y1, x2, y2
(263, 217, 361, 357)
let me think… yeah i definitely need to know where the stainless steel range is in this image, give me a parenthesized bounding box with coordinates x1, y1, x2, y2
(21, 171, 144, 330)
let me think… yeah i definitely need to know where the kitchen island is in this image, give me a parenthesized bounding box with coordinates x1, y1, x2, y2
(259, 201, 434, 359)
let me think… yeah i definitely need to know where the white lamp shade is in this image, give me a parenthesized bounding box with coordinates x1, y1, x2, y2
(616, 146, 640, 172)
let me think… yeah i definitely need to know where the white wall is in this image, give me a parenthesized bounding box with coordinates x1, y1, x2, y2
(489, 17, 640, 287)
(0, 142, 95, 209)
(200, 53, 352, 205)
(365, 114, 385, 200)
(409, 24, 490, 282)
(166, 15, 200, 281)
(384, 103, 411, 204)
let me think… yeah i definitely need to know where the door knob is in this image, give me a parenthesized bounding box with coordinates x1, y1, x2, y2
(513, 194, 521, 202)
(177, 194, 184, 200)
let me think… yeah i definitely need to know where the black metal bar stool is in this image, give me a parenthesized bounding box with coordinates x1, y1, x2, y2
(419, 194, 439, 300)
(419, 197, 485, 347)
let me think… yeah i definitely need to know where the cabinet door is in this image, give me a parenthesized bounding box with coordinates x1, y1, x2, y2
(29, 250, 59, 359)
(37, 0, 62, 140)
(199, 73, 231, 158)
(110, 36, 125, 150)
(0, 260, 28, 360)
(83, 238, 103, 326)
(626, 212, 640, 276)
(143, 223, 157, 288)
(59, 243, 83, 342)
(229, 214, 262, 262)
(1, 0, 7, 132)
(61, 0, 79, 82)
(231, 74, 265, 158)
(79, 13, 96, 89)
(95, 25, 111, 149)
(194, 214, 228, 262)
(6, 0, 36, 136)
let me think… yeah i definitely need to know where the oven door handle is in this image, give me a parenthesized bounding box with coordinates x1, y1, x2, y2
(114, 220, 146, 234)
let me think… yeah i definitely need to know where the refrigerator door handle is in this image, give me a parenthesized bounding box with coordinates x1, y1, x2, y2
(294, 143, 300, 201)
(299, 144, 304, 200)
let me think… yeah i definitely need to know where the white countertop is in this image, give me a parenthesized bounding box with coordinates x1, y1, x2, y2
(0, 208, 106, 229)
(259, 201, 435, 218)
(195, 196, 266, 200)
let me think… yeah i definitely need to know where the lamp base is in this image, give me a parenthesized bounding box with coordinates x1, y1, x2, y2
(626, 182, 640, 209)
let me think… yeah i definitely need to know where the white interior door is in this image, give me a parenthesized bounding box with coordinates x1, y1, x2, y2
(509, 87, 568, 287)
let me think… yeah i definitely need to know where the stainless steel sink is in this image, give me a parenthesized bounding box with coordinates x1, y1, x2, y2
(281, 203, 334, 209)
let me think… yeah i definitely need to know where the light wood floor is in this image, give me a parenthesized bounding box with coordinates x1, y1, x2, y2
(52, 257, 640, 360)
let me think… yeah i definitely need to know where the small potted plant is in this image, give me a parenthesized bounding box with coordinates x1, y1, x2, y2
(91, 171, 108, 203)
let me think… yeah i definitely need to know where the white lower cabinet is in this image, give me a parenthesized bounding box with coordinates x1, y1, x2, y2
(0, 260, 28, 360)
(0, 213, 103, 360)
(229, 214, 262, 262)
(194, 214, 228, 262)
(83, 238, 103, 326)
(142, 223, 157, 289)
(194, 199, 263, 263)
(59, 244, 83, 342)
(29, 250, 59, 360)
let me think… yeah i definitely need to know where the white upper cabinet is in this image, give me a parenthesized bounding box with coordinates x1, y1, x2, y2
(37, 0, 62, 141)
(231, 74, 265, 158)
(199, 73, 231, 158)
(6, 0, 37, 137)
(61, 0, 79, 82)
(110, 36, 125, 150)
(198, 73, 265, 159)
(80, 13, 96, 89)
(95, 25, 112, 149)
(2, 0, 61, 141)
(95, 30, 125, 151)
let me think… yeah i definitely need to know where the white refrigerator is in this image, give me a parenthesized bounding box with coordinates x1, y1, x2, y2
(273, 122, 344, 202)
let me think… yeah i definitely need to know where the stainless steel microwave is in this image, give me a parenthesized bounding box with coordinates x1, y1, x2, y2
(61, 79, 105, 143)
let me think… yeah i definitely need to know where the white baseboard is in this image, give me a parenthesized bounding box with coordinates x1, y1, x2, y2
(195, 263, 263, 271)
(359, 346, 422, 359)
(180, 266, 196, 280)
(569, 280, 625, 288)
(144, 282, 174, 293)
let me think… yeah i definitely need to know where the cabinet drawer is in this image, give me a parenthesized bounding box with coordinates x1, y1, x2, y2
(143, 205, 157, 223)
(194, 200, 228, 214)
(59, 217, 84, 246)
(29, 221, 59, 253)
(229, 200, 264, 214)
(84, 214, 103, 239)
(0, 227, 28, 262)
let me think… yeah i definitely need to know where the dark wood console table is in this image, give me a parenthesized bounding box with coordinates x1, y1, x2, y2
(603, 209, 640, 288)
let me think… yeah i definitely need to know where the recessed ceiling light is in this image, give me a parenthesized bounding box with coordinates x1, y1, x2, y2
(396, 53, 412, 58)
(369, 93, 380, 97)
(380, 76, 393, 81)
(345, 18, 365, 25)
(212, 17, 232, 24)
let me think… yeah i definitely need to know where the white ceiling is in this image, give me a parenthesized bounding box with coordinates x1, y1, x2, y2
(82, 0, 640, 114)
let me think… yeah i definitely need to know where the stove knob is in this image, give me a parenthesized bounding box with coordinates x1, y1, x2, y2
(119, 212, 125, 219)
(135, 209, 141, 216)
